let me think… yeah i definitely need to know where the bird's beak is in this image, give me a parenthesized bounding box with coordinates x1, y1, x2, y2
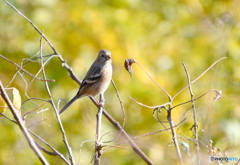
(106, 56, 111, 60)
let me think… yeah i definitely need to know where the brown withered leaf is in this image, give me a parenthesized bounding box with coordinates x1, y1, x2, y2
(124, 59, 137, 76)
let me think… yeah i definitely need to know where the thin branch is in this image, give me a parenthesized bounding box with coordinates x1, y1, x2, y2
(34, 142, 58, 156)
(182, 63, 200, 164)
(100, 130, 123, 144)
(167, 110, 183, 164)
(22, 100, 50, 120)
(27, 119, 47, 129)
(129, 58, 225, 164)
(94, 94, 104, 165)
(0, 55, 54, 82)
(22, 98, 50, 105)
(28, 53, 57, 88)
(78, 139, 95, 164)
(111, 79, 126, 127)
(102, 108, 155, 165)
(4, 0, 82, 86)
(173, 57, 227, 99)
(29, 130, 70, 164)
(117, 118, 186, 145)
(172, 89, 222, 109)
(5, 54, 57, 88)
(3, 1, 154, 164)
(4, 0, 58, 55)
(135, 61, 172, 99)
(130, 96, 170, 109)
(152, 108, 169, 127)
(0, 81, 49, 165)
(39, 35, 75, 165)
(89, 93, 155, 165)
(0, 113, 18, 124)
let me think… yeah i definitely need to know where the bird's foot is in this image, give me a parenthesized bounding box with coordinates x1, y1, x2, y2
(98, 100, 105, 108)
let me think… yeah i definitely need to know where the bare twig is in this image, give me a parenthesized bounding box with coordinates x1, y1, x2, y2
(4, 0, 58, 55)
(27, 119, 47, 129)
(0, 113, 18, 124)
(28, 54, 58, 88)
(34, 142, 58, 156)
(117, 118, 187, 145)
(102, 108, 155, 165)
(22, 100, 50, 120)
(130, 57, 226, 111)
(29, 130, 70, 164)
(129, 58, 226, 165)
(3, 1, 154, 164)
(124, 59, 171, 99)
(4, 0, 80, 85)
(172, 89, 222, 109)
(135, 61, 172, 99)
(5, 54, 58, 89)
(0, 81, 49, 165)
(167, 110, 183, 164)
(39, 35, 75, 165)
(130, 97, 170, 109)
(94, 94, 104, 165)
(173, 57, 227, 99)
(22, 98, 50, 105)
(111, 79, 126, 127)
(0, 55, 55, 82)
(182, 63, 200, 164)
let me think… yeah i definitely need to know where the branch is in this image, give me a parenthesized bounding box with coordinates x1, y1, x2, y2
(172, 89, 222, 109)
(167, 110, 183, 164)
(0, 55, 54, 82)
(0, 81, 49, 165)
(182, 63, 200, 164)
(173, 57, 226, 99)
(124, 59, 171, 99)
(94, 94, 104, 165)
(3, 1, 154, 164)
(111, 79, 126, 127)
(0, 113, 18, 124)
(117, 118, 187, 145)
(29, 130, 70, 164)
(4, 0, 81, 85)
(39, 36, 75, 165)
(4, 0, 58, 55)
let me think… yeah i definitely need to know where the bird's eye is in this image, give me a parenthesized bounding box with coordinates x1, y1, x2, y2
(101, 54, 104, 57)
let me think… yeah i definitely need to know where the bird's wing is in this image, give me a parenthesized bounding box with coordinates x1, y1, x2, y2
(77, 63, 102, 93)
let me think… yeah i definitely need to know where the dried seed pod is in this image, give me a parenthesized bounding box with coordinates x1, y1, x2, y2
(124, 59, 137, 76)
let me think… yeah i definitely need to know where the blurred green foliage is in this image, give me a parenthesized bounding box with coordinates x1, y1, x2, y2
(0, 0, 240, 164)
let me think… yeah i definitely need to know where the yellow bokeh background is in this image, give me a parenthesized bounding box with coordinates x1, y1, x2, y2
(0, 0, 240, 164)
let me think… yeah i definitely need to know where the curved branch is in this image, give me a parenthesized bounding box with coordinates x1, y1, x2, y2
(173, 57, 226, 99)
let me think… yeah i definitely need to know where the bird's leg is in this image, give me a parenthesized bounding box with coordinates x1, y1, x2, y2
(98, 94, 105, 108)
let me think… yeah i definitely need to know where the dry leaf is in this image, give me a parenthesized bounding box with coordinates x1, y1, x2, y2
(12, 88, 21, 110)
(213, 90, 222, 101)
(124, 59, 137, 76)
(0, 95, 7, 116)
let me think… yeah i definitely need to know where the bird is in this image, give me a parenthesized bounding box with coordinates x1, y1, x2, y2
(59, 49, 112, 115)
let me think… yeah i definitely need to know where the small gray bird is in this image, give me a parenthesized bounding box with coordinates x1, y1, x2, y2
(59, 49, 112, 115)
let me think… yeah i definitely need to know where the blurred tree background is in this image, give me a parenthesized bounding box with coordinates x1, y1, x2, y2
(0, 0, 240, 164)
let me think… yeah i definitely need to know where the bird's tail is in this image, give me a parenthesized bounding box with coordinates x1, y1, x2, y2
(59, 96, 78, 115)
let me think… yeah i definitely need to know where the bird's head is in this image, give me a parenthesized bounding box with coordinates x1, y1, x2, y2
(97, 49, 112, 63)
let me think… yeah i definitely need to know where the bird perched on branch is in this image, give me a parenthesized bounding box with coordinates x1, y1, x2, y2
(59, 49, 112, 115)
